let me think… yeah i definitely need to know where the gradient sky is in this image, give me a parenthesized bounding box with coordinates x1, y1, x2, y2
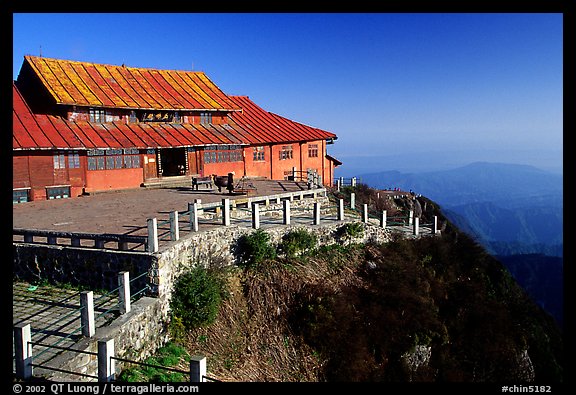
(12, 13, 563, 173)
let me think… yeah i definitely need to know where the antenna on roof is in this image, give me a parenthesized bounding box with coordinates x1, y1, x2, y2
(39, 45, 42, 57)
(191, 61, 194, 71)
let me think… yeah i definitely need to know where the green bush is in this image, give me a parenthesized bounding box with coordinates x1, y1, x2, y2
(337, 222, 364, 239)
(170, 266, 225, 329)
(117, 342, 190, 382)
(236, 229, 277, 268)
(278, 229, 317, 258)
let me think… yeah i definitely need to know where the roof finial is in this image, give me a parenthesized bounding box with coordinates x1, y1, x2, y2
(39, 45, 42, 57)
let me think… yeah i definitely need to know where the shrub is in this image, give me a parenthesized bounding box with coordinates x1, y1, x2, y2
(170, 266, 225, 329)
(336, 222, 364, 239)
(117, 342, 190, 382)
(236, 229, 277, 268)
(278, 229, 317, 258)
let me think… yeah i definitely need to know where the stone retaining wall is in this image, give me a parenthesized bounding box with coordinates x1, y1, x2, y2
(37, 296, 168, 381)
(13, 194, 394, 381)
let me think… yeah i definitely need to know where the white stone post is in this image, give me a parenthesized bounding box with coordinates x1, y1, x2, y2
(433, 215, 438, 234)
(408, 210, 414, 226)
(362, 204, 368, 223)
(194, 198, 202, 211)
(189, 202, 199, 232)
(350, 193, 356, 210)
(14, 323, 33, 379)
(351, 177, 357, 187)
(283, 200, 291, 225)
(252, 203, 260, 229)
(147, 218, 158, 253)
(292, 166, 297, 181)
(98, 338, 115, 382)
(118, 271, 131, 314)
(413, 217, 420, 236)
(336, 178, 341, 191)
(170, 211, 179, 241)
(222, 198, 230, 226)
(313, 202, 321, 225)
(190, 356, 206, 382)
(338, 199, 344, 221)
(380, 210, 387, 229)
(80, 291, 95, 337)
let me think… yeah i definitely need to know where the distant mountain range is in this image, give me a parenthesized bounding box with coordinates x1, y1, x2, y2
(358, 161, 563, 256)
(357, 161, 563, 325)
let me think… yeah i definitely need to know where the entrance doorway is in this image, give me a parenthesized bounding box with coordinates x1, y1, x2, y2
(159, 148, 187, 177)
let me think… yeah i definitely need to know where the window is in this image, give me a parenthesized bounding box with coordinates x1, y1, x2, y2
(200, 112, 212, 124)
(89, 108, 106, 123)
(203, 145, 243, 164)
(46, 186, 70, 199)
(308, 144, 318, 158)
(53, 153, 65, 169)
(86, 148, 140, 170)
(68, 151, 80, 168)
(13, 189, 30, 204)
(253, 146, 265, 161)
(280, 145, 293, 160)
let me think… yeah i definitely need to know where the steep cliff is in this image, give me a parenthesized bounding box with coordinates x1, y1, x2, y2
(176, 191, 563, 382)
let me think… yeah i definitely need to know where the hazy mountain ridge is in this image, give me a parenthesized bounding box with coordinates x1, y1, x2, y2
(358, 161, 563, 257)
(359, 161, 563, 208)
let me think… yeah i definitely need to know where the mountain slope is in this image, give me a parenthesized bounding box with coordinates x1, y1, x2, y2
(180, 221, 563, 382)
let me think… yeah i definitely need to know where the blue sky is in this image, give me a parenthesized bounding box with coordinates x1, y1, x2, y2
(12, 13, 563, 174)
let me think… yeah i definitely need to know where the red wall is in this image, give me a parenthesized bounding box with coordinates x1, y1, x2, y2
(202, 161, 245, 179)
(85, 168, 143, 193)
(13, 140, 336, 202)
(13, 152, 86, 200)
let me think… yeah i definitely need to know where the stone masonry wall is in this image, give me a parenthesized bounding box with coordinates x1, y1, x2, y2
(38, 296, 168, 382)
(14, 194, 393, 380)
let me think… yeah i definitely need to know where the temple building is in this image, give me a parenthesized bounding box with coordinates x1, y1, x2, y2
(13, 56, 340, 202)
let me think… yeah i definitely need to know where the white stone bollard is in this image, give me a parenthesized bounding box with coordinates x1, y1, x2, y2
(433, 215, 438, 234)
(252, 203, 260, 229)
(118, 271, 131, 314)
(190, 356, 207, 382)
(170, 211, 179, 241)
(98, 338, 115, 382)
(380, 210, 387, 229)
(283, 200, 291, 225)
(80, 291, 95, 337)
(363, 204, 368, 223)
(313, 202, 321, 225)
(338, 199, 344, 221)
(147, 218, 158, 252)
(189, 202, 199, 232)
(222, 199, 230, 226)
(413, 217, 419, 236)
(14, 323, 33, 379)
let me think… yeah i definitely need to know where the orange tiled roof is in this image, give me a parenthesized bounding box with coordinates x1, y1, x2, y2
(21, 56, 241, 112)
(227, 95, 337, 144)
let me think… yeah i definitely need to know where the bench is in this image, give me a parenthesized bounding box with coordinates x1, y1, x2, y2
(192, 176, 213, 190)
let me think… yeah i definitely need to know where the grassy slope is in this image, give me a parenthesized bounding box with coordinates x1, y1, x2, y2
(181, 232, 563, 382)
